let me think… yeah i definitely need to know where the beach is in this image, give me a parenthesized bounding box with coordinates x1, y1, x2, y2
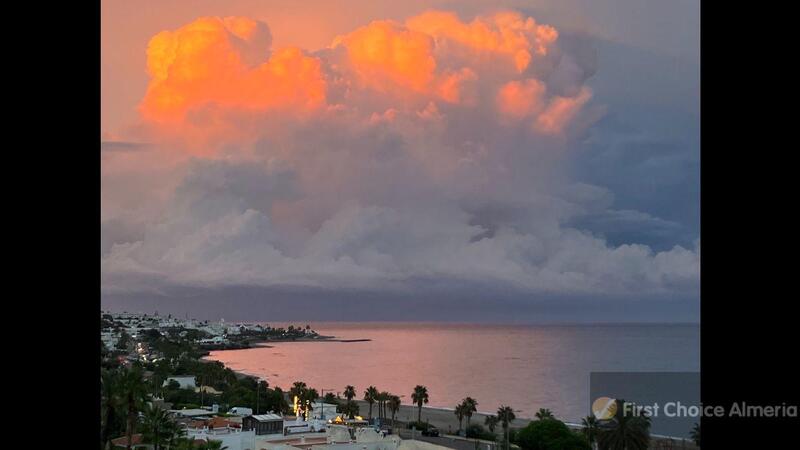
(353, 400, 535, 433)
(352, 401, 699, 449)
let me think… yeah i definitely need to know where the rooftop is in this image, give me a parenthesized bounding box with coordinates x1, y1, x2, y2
(171, 408, 214, 417)
(250, 413, 284, 421)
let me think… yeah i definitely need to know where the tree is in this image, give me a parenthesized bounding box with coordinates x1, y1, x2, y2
(388, 395, 401, 426)
(467, 424, 497, 441)
(364, 386, 379, 420)
(140, 404, 183, 450)
(305, 388, 320, 404)
(323, 392, 339, 405)
(497, 405, 516, 450)
(690, 422, 700, 447)
(301, 388, 319, 419)
(463, 397, 478, 428)
(484, 415, 500, 434)
(411, 385, 429, 423)
(596, 400, 651, 450)
(344, 385, 356, 402)
(535, 408, 554, 420)
(379, 391, 391, 420)
(118, 366, 149, 450)
(290, 381, 308, 417)
(341, 400, 360, 419)
(581, 415, 600, 450)
(116, 330, 132, 351)
(290, 381, 308, 400)
(101, 368, 122, 450)
(516, 418, 590, 450)
(455, 403, 467, 434)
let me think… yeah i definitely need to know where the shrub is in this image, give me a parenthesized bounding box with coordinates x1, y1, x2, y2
(515, 419, 590, 450)
(466, 424, 496, 441)
(407, 421, 430, 431)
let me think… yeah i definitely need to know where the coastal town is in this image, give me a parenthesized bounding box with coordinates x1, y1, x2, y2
(101, 311, 699, 450)
(101, 310, 324, 357)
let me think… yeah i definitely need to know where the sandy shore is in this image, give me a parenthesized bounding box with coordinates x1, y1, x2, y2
(353, 401, 534, 434)
(351, 401, 698, 449)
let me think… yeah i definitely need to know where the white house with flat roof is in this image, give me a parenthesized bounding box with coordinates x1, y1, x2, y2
(309, 403, 339, 420)
(187, 426, 255, 450)
(170, 408, 215, 419)
(164, 375, 196, 389)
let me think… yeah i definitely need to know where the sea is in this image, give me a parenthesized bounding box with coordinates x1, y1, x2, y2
(205, 322, 700, 423)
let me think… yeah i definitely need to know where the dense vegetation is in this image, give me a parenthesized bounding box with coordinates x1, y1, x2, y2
(100, 327, 292, 449)
(515, 417, 591, 450)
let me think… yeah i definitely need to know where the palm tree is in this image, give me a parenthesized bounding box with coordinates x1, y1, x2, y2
(535, 408, 554, 420)
(140, 404, 182, 450)
(484, 415, 500, 435)
(411, 385, 429, 423)
(379, 391, 391, 420)
(596, 400, 651, 450)
(454, 403, 467, 434)
(581, 415, 600, 450)
(342, 400, 359, 419)
(374, 391, 384, 420)
(344, 385, 357, 402)
(290, 381, 308, 400)
(463, 397, 478, 428)
(388, 395, 401, 427)
(101, 369, 121, 450)
(302, 388, 319, 419)
(305, 388, 320, 404)
(497, 405, 516, 450)
(118, 366, 149, 450)
(690, 422, 700, 447)
(364, 386, 379, 420)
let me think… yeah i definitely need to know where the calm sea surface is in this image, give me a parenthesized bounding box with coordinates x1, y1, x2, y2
(206, 322, 699, 423)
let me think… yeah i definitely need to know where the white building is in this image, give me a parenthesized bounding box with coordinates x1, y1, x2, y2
(187, 426, 256, 450)
(164, 375, 196, 389)
(261, 426, 402, 450)
(309, 403, 339, 420)
(101, 331, 118, 349)
(170, 408, 213, 419)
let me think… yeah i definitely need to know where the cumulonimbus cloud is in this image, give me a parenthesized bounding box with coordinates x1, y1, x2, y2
(103, 10, 699, 300)
(135, 11, 594, 154)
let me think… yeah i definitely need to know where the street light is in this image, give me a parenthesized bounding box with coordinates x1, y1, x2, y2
(318, 388, 334, 420)
(256, 377, 261, 415)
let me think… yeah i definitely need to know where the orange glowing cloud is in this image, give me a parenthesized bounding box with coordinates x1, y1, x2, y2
(497, 79, 547, 119)
(331, 18, 484, 105)
(333, 20, 436, 94)
(141, 16, 326, 123)
(137, 10, 591, 152)
(406, 11, 558, 73)
(535, 87, 593, 135)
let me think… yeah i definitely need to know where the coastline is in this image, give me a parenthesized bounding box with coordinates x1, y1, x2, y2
(197, 365, 696, 448)
(203, 335, 372, 353)
(352, 400, 535, 432)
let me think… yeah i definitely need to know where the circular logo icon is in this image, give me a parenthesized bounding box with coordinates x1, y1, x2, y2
(592, 397, 617, 420)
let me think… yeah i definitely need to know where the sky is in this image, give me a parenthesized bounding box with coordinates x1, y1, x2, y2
(101, 0, 699, 322)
